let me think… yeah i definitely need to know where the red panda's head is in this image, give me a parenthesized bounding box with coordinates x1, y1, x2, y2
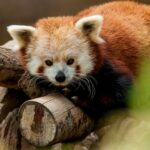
(7, 15, 104, 86)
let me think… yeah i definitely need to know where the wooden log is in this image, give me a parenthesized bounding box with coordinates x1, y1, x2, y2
(18, 93, 94, 147)
(0, 43, 24, 89)
(18, 71, 53, 98)
(0, 87, 36, 150)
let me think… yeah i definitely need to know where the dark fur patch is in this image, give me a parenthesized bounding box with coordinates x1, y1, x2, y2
(37, 66, 44, 74)
(96, 60, 132, 108)
(67, 59, 132, 118)
(76, 65, 81, 74)
(19, 48, 27, 68)
(83, 22, 94, 33)
(18, 30, 32, 42)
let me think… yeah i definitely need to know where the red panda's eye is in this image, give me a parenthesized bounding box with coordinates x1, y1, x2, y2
(45, 60, 53, 66)
(67, 58, 74, 65)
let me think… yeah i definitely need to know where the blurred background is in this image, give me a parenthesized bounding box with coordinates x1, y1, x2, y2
(0, 0, 150, 44)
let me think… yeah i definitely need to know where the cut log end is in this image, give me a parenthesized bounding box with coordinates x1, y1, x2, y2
(18, 93, 94, 147)
(19, 102, 56, 147)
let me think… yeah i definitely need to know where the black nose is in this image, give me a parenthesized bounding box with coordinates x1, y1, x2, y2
(55, 71, 66, 83)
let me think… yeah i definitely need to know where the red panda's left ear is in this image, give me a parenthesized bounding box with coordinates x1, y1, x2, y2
(75, 15, 105, 44)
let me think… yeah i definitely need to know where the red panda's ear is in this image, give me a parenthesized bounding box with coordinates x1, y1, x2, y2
(7, 25, 36, 51)
(75, 15, 105, 44)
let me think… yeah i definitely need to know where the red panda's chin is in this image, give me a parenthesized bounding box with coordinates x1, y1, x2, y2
(50, 80, 71, 87)
(53, 82, 69, 87)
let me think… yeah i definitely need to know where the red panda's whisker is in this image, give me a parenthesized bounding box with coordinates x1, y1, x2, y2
(29, 76, 39, 88)
(79, 76, 96, 99)
(84, 77, 95, 99)
(79, 78, 92, 98)
(73, 74, 96, 98)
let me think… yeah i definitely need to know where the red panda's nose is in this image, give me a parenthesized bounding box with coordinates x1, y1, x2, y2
(55, 71, 66, 83)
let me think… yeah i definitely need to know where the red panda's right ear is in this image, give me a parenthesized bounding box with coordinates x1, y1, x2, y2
(7, 25, 36, 51)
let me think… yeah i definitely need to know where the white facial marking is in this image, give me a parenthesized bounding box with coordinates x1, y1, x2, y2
(45, 63, 75, 86)
(78, 51, 94, 74)
(27, 56, 42, 75)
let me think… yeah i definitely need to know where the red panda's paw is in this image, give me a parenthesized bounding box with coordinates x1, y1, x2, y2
(60, 86, 92, 111)
(61, 87, 71, 97)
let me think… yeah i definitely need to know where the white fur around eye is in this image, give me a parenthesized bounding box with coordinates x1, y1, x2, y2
(78, 51, 94, 75)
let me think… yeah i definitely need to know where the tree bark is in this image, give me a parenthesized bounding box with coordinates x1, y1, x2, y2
(0, 87, 36, 150)
(0, 44, 24, 89)
(19, 93, 94, 147)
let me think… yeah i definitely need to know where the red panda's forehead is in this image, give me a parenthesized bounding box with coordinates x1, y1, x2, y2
(36, 16, 75, 33)
(35, 16, 85, 43)
(33, 17, 90, 62)
(35, 26, 88, 55)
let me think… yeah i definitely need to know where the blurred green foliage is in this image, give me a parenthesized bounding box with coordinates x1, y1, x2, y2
(129, 59, 150, 113)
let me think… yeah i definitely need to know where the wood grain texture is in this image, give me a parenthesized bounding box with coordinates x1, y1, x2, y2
(19, 93, 94, 147)
(0, 87, 36, 150)
(0, 42, 24, 89)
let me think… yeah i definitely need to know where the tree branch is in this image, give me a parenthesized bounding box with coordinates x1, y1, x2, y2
(0, 45, 24, 89)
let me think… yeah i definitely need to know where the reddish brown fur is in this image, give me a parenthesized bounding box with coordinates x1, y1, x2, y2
(36, 17, 74, 32)
(76, 65, 81, 74)
(76, 1, 150, 76)
(21, 1, 150, 79)
(37, 66, 44, 74)
(19, 48, 27, 68)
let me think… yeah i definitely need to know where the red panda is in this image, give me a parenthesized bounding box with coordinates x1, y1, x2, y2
(7, 1, 150, 118)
